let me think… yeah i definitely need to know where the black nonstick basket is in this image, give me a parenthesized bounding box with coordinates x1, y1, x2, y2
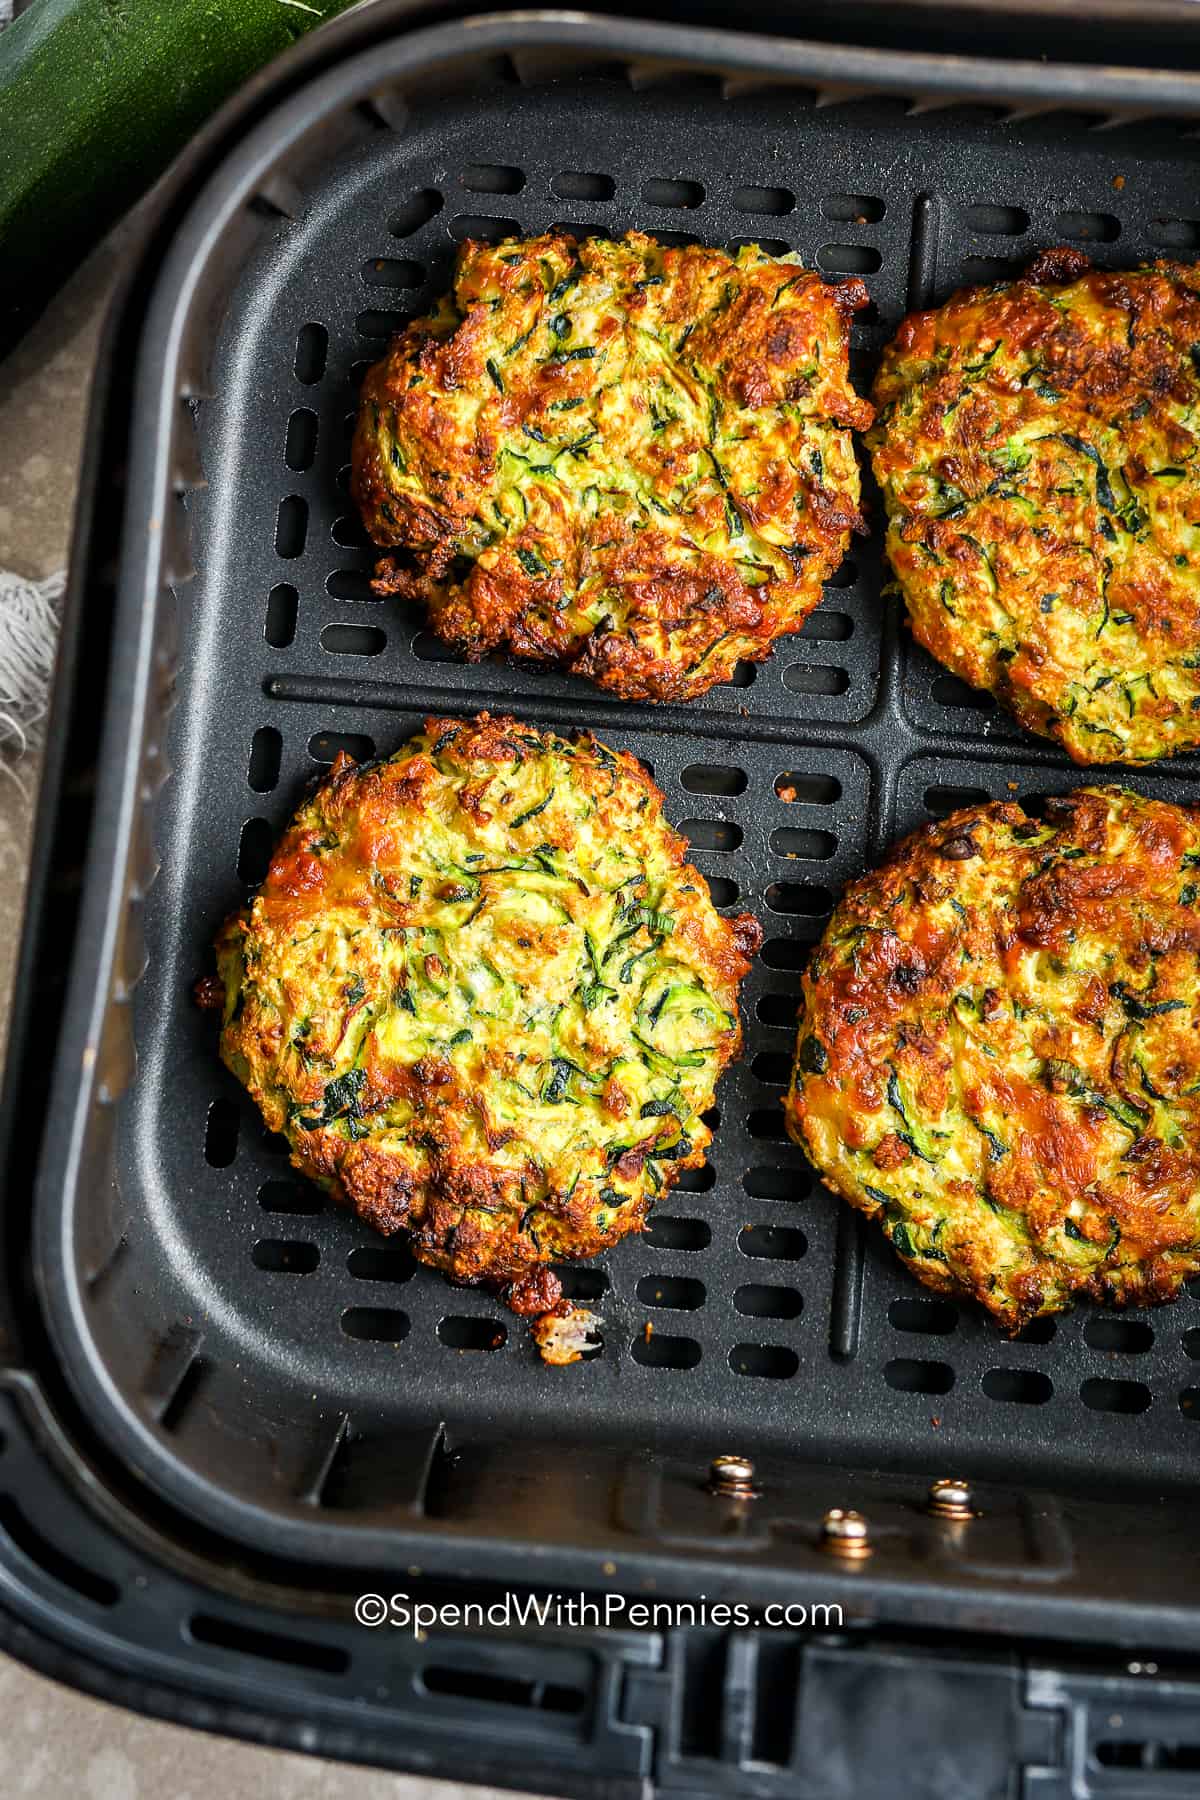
(10, 6, 1200, 1796)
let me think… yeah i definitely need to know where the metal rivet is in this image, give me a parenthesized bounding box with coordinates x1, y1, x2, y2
(708, 1454, 759, 1498)
(819, 1507, 872, 1558)
(928, 1477, 975, 1520)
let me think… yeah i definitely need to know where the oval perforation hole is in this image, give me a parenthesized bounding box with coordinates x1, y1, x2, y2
(1053, 210, 1119, 242)
(963, 202, 1029, 235)
(889, 1297, 957, 1335)
(884, 1358, 954, 1395)
(274, 495, 307, 558)
(743, 1166, 808, 1202)
(756, 993, 799, 1030)
(682, 763, 747, 796)
(1182, 1328, 1200, 1359)
(636, 1275, 705, 1311)
(738, 1224, 806, 1261)
(459, 163, 525, 194)
(824, 559, 858, 589)
(321, 623, 386, 657)
(960, 255, 1020, 283)
(284, 408, 318, 472)
(1080, 1377, 1151, 1413)
(247, 726, 282, 794)
(390, 188, 443, 236)
(674, 1162, 716, 1193)
(733, 184, 793, 215)
(309, 730, 374, 764)
(204, 1099, 239, 1168)
(704, 876, 740, 908)
(356, 309, 407, 338)
(800, 610, 853, 641)
(747, 1107, 789, 1141)
(682, 817, 742, 853)
(237, 817, 273, 884)
(645, 1215, 710, 1251)
(728, 237, 789, 257)
(730, 1344, 798, 1379)
(931, 673, 994, 713)
(553, 1264, 610, 1301)
(816, 244, 882, 275)
(189, 1613, 348, 1675)
(551, 221, 611, 243)
(438, 1316, 507, 1351)
(1013, 1315, 1057, 1345)
(360, 257, 424, 288)
(1084, 1317, 1154, 1354)
(258, 1179, 321, 1215)
(331, 513, 370, 549)
(982, 1367, 1053, 1405)
(651, 230, 703, 249)
(412, 628, 462, 662)
(347, 1245, 415, 1283)
(770, 826, 837, 861)
(751, 1051, 791, 1087)
(721, 659, 756, 688)
(552, 170, 615, 201)
(326, 569, 376, 604)
(765, 882, 831, 916)
(783, 664, 850, 696)
(342, 1307, 410, 1343)
(630, 1331, 701, 1368)
(252, 1239, 319, 1274)
(264, 582, 297, 648)
(823, 193, 885, 223)
(734, 1283, 801, 1319)
(1150, 217, 1200, 249)
(775, 772, 841, 805)
(449, 214, 520, 244)
(643, 177, 704, 209)
(760, 938, 809, 972)
(294, 322, 328, 384)
(924, 783, 990, 818)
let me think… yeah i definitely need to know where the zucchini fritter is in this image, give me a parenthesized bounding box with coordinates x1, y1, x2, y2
(352, 231, 873, 702)
(210, 714, 760, 1295)
(869, 249, 1200, 763)
(785, 786, 1200, 1331)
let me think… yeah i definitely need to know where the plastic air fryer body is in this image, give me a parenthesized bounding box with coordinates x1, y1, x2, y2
(6, 6, 1200, 1797)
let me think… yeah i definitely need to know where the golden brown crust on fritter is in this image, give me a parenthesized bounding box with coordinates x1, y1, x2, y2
(352, 231, 873, 702)
(212, 713, 760, 1292)
(869, 252, 1200, 763)
(785, 786, 1200, 1331)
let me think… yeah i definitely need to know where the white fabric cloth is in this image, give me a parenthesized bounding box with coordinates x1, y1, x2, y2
(0, 568, 64, 760)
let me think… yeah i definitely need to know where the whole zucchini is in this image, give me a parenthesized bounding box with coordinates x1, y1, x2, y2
(0, 0, 362, 356)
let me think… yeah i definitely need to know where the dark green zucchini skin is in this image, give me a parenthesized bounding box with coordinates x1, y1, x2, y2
(0, 0, 358, 356)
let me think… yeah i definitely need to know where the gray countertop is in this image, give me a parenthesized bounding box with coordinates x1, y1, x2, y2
(0, 225, 542, 1800)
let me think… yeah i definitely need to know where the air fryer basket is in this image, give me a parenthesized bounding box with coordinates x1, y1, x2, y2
(26, 6, 1200, 1695)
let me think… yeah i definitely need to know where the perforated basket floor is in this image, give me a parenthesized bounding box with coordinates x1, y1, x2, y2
(48, 34, 1200, 1531)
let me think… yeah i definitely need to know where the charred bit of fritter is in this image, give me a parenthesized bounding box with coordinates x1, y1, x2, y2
(869, 248, 1200, 764)
(204, 713, 761, 1323)
(352, 231, 873, 702)
(785, 785, 1200, 1332)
